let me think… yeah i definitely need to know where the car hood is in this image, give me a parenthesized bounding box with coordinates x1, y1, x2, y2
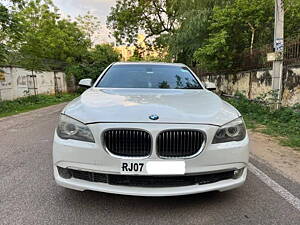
(63, 88, 240, 126)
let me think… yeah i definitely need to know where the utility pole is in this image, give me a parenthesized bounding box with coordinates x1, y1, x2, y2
(272, 0, 284, 108)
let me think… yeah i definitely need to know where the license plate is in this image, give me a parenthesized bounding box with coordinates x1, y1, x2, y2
(120, 161, 185, 175)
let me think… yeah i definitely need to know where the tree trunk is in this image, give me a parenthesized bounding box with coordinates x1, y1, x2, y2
(248, 25, 255, 99)
(250, 27, 255, 55)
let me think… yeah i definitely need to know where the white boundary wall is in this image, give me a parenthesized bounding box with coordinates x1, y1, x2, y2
(0, 67, 67, 101)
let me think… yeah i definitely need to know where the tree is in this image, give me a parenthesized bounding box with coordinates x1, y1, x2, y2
(165, 9, 211, 64)
(0, 3, 10, 60)
(107, 0, 177, 45)
(107, 0, 232, 64)
(88, 44, 120, 74)
(193, 0, 274, 71)
(193, 0, 300, 71)
(0, 0, 24, 64)
(285, 0, 300, 38)
(76, 11, 102, 45)
(1, 0, 121, 94)
(66, 44, 120, 83)
(108, 0, 300, 69)
(13, 0, 91, 71)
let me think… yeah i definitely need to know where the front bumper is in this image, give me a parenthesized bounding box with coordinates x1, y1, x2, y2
(54, 166, 247, 196)
(53, 123, 249, 196)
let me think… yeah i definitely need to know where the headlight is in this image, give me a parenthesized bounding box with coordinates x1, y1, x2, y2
(212, 117, 246, 144)
(57, 114, 95, 143)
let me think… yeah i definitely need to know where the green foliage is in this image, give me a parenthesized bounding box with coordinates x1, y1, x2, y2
(14, 0, 91, 71)
(65, 44, 120, 83)
(166, 10, 211, 64)
(193, 0, 300, 71)
(194, 30, 232, 70)
(194, 0, 274, 70)
(254, 90, 279, 104)
(107, 0, 230, 64)
(166, 0, 231, 64)
(108, 0, 300, 69)
(285, 0, 300, 38)
(1, 0, 119, 84)
(107, 0, 176, 45)
(128, 54, 170, 62)
(76, 11, 101, 40)
(226, 94, 300, 149)
(0, 0, 24, 64)
(0, 93, 78, 118)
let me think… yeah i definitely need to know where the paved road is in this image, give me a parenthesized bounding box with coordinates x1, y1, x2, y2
(0, 104, 300, 225)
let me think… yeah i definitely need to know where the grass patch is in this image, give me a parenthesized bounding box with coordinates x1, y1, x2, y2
(225, 94, 300, 150)
(0, 93, 79, 118)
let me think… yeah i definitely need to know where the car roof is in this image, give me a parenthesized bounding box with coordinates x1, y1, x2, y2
(113, 62, 187, 67)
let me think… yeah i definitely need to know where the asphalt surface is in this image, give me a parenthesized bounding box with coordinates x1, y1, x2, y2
(0, 103, 300, 225)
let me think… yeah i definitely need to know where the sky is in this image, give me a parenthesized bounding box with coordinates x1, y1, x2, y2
(52, 0, 117, 43)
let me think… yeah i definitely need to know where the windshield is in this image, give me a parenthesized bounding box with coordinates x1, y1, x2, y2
(96, 64, 202, 89)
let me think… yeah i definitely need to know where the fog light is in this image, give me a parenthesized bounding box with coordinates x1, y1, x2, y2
(233, 168, 244, 179)
(57, 167, 72, 179)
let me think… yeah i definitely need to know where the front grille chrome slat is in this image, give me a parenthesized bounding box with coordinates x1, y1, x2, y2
(157, 130, 205, 158)
(104, 129, 151, 157)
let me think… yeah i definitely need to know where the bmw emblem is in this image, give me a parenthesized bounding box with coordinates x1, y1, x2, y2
(149, 114, 159, 120)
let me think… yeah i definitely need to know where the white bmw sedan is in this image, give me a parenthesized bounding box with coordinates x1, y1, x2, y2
(53, 62, 249, 196)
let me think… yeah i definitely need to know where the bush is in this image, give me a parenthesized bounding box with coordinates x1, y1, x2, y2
(225, 94, 300, 149)
(0, 94, 78, 117)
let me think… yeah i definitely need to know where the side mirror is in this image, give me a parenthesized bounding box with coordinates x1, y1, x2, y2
(204, 82, 217, 91)
(79, 78, 92, 88)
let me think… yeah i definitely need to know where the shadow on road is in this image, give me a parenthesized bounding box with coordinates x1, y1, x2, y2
(57, 187, 235, 209)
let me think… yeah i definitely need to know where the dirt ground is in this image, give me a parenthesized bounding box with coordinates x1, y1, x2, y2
(249, 131, 300, 184)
